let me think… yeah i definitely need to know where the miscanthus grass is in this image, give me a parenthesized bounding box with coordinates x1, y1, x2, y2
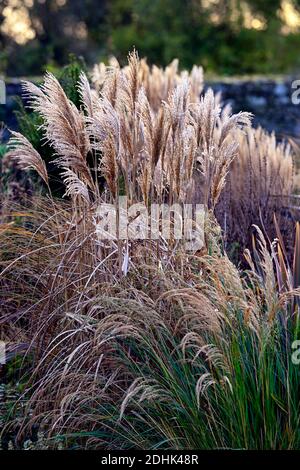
(0, 50, 299, 450)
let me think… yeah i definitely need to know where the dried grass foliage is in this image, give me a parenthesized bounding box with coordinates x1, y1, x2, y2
(217, 126, 294, 256)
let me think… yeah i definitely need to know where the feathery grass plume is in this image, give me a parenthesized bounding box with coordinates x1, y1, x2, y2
(189, 65, 204, 103)
(22, 74, 95, 198)
(190, 89, 252, 209)
(100, 131, 119, 200)
(136, 87, 159, 205)
(61, 168, 90, 203)
(101, 63, 121, 108)
(145, 59, 179, 112)
(85, 95, 120, 200)
(7, 131, 49, 187)
(162, 79, 193, 202)
(77, 72, 96, 118)
(92, 57, 120, 96)
(122, 49, 141, 113)
(91, 61, 107, 93)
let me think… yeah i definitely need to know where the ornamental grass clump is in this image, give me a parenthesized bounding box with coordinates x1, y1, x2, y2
(0, 50, 298, 450)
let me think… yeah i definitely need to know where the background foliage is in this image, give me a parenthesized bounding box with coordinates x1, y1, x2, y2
(2, 0, 300, 76)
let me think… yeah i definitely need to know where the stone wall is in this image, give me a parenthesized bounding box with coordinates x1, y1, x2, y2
(1, 77, 300, 141)
(206, 77, 300, 139)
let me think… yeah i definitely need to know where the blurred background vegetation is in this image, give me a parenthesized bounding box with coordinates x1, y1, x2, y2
(2, 0, 300, 77)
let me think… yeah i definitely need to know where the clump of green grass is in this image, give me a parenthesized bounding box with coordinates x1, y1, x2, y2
(99, 321, 299, 450)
